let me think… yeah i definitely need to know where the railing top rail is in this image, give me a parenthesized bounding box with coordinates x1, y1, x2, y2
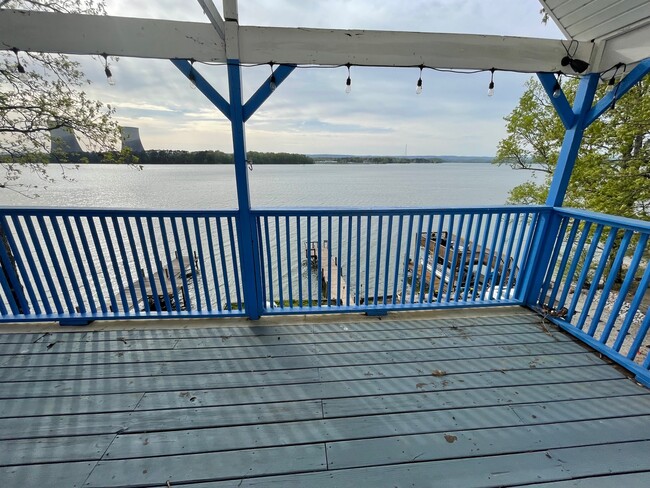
(554, 207, 650, 234)
(251, 205, 551, 217)
(0, 207, 240, 218)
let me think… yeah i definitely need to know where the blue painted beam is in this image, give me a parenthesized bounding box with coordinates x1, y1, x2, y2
(171, 59, 231, 120)
(243, 64, 296, 122)
(537, 73, 576, 129)
(585, 58, 650, 127)
(227, 59, 263, 320)
(545, 73, 599, 207)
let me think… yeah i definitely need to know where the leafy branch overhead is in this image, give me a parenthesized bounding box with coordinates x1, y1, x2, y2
(0, 0, 137, 194)
(494, 77, 650, 221)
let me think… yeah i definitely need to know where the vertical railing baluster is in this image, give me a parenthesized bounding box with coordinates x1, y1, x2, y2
(480, 213, 502, 302)
(497, 213, 520, 300)
(49, 216, 85, 314)
(566, 224, 604, 320)
(401, 215, 414, 304)
(337, 215, 343, 307)
(577, 227, 618, 333)
(384, 215, 394, 306)
(286, 216, 293, 308)
(472, 214, 492, 301)
(437, 214, 454, 303)
(147, 217, 172, 313)
(545, 217, 579, 309)
(181, 217, 201, 311)
(364, 215, 371, 307)
(255, 217, 266, 309)
(446, 214, 465, 303)
(612, 234, 649, 352)
(74, 216, 106, 314)
(506, 212, 529, 298)
(215, 218, 232, 311)
(429, 215, 444, 303)
(204, 218, 222, 312)
(419, 214, 434, 305)
(62, 216, 96, 314)
(454, 213, 474, 303)
(328, 215, 333, 307)
(346, 215, 352, 307)
(159, 217, 182, 313)
(538, 216, 569, 305)
(263, 216, 274, 308)
(590, 229, 632, 340)
(99, 218, 129, 313)
(355, 215, 361, 306)
(25, 215, 61, 314)
(227, 217, 242, 311)
(392, 215, 403, 305)
(87, 217, 118, 314)
(112, 216, 142, 313)
(317, 216, 323, 308)
(122, 217, 152, 313)
(463, 213, 483, 303)
(410, 214, 424, 304)
(275, 216, 284, 308)
(374, 215, 383, 306)
(556, 220, 590, 310)
(9, 215, 46, 315)
(488, 213, 510, 302)
(170, 218, 192, 313)
(135, 217, 162, 313)
(296, 216, 303, 308)
(0, 215, 31, 315)
(307, 216, 312, 307)
(193, 218, 212, 312)
(37, 216, 74, 313)
(623, 262, 650, 358)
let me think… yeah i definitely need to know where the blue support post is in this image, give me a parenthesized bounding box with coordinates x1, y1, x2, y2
(521, 74, 599, 307)
(227, 59, 263, 319)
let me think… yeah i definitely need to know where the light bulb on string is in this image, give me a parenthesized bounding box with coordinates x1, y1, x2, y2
(605, 77, 616, 93)
(487, 68, 495, 97)
(416, 65, 423, 94)
(102, 54, 115, 86)
(552, 73, 562, 98)
(269, 62, 277, 92)
(345, 63, 352, 94)
(12, 48, 27, 81)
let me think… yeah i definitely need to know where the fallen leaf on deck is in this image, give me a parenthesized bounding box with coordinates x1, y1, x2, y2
(444, 434, 457, 443)
(432, 370, 447, 377)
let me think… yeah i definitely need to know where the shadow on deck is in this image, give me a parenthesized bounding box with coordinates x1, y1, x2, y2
(1, 307, 649, 487)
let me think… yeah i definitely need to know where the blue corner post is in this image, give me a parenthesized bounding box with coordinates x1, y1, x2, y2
(520, 73, 600, 307)
(227, 59, 263, 319)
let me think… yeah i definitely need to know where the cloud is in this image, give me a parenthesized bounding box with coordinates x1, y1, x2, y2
(70, 1, 564, 156)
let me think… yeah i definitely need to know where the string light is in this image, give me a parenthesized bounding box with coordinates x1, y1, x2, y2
(188, 59, 197, 89)
(552, 73, 562, 98)
(345, 63, 352, 94)
(416, 64, 423, 94)
(11, 48, 27, 79)
(269, 62, 277, 92)
(487, 68, 495, 96)
(102, 54, 115, 86)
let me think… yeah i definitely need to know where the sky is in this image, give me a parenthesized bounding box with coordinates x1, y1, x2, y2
(76, 0, 565, 157)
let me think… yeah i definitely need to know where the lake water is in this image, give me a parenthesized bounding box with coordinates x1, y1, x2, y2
(0, 163, 533, 209)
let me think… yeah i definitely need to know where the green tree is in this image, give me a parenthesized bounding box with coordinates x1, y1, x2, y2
(494, 76, 650, 221)
(1, 0, 133, 195)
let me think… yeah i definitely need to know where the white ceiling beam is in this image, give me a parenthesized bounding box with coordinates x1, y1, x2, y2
(0, 8, 600, 73)
(0, 9, 225, 61)
(595, 21, 650, 73)
(196, 0, 225, 40)
(237, 26, 593, 73)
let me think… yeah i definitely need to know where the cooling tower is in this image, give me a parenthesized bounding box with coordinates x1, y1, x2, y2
(49, 126, 82, 153)
(120, 126, 145, 152)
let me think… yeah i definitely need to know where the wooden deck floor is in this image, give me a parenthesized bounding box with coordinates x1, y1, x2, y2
(1, 307, 650, 487)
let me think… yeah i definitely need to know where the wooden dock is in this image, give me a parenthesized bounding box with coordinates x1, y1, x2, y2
(306, 241, 350, 305)
(1, 308, 650, 486)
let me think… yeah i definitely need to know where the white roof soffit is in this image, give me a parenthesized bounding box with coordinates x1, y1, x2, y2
(0, 8, 595, 74)
(539, 0, 650, 72)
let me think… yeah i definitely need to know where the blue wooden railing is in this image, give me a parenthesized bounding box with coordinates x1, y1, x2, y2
(0, 208, 245, 323)
(530, 207, 650, 386)
(0, 204, 648, 384)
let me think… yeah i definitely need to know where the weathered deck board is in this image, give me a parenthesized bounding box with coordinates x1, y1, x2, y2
(1, 308, 649, 487)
